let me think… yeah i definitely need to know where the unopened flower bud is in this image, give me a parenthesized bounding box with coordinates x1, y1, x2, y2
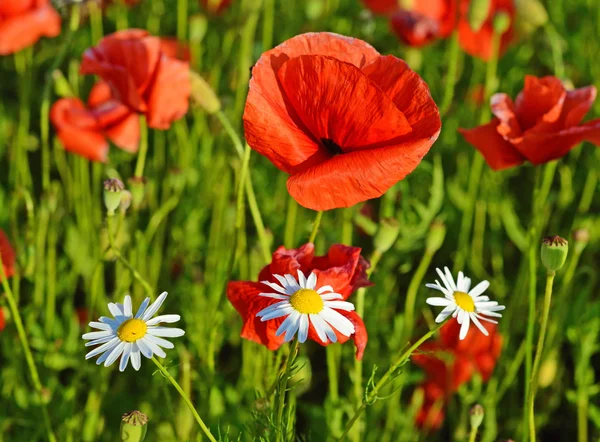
(190, 71, 221, 114)
(515, 0, 548, 35)
(103, 179, 124, 215)
(128, 177, 147, 210)
(189, 14, 208, 43)
(493, 11, 512, 34)
(468, 0, 491, 32)
(374, 218, 400, 253)
(470, 404, 484, 429)
(426, 220, 446, 254)
(541, 236, 568, 273)
(120, 411, 148, 442)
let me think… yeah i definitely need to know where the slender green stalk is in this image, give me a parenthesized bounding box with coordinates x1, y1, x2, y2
(262, 0, 275, 51)
(0, 257, 57, 442)
(439, 31, 461, 116)
(275, 340, 300, 442)
(468, 426, 478, 442)
(339, 321, 446, 441)
(577, 386, 588, 442)
(151, 357, 217, 442)
(284, 196, 298, 248)
(308, 211, 324, 243)
(177, 0, 188, 41)
(527, 271, 556, 442)
(402, 249, 435, 341)
(134, 116, 149, 178)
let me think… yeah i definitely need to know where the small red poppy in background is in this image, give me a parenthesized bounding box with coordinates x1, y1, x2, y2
(199, 0, 232, 14)
(0, 229, 15, 280)
(50, 82, 140, 162)
(460, 76, 600, 170)
(0, 307, 5, 332)
(412, 320, 502, 430)
(390, 0, 457, 47)
(0, 0, 61, 55)
(227, 243, 371, 359)
(244, 32, 440, 211)
(80, 29, 191, 130)
(361, 0, 398, 15)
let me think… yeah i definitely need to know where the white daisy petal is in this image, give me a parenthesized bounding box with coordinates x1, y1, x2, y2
(475, 301, 502, 309)
(469, 281, 490, 298)
(261, 281, 287, 294)
(456, 272, 465, 291)
(469, 313, 489, 336)
(82, 330, 112, 340)
(426, 283, 452, 298)
(309, 314, 328, 343)
(435, 305, 457, 323)
(107, 303, 123, 318)
(256, 300, 291, 318)
(119, 344, 132, 372)
(319, 307, 355, 337)
(435, 268, 453, 293)
(443, 267, 457, 291)
(474, 313, 499, 324)
(297, 315, 309, 343)
(276, 311, 300, 337)
(320, 293, 344, 301)
(426, 297, 452, 307)
(145, 314, 181, 326)
(144, 334, 175, 349)
(317, 285, 334, 294)
(130, 344, 142, 371)
(99, 316, 122, 328)
(297, 270, 307, 288)
(85, 337, 120, 359)
(457, 309, 465, 324)
(472, 295, 490, 302)
(478, 310, 503, 318)
(283, 314, 302, 342)
(135, 297, 151, 319)
(123, 296, 133, 317)
(147, 327, 185, 338)
(284, 274, 301, 290)
(323, 301, 355, 311)
(274, 274, 290, 288)
(104, 341, 127, 367)
(479, 304, 506, 312)
(260, 306, 295, 321)
(85, 335, 116, 347)
(306, 272, 317, 290)
(141, 337, 166, 358)
(136, 338, 154, 359)
(88, 322, 113, 331)
(463, 277, 472, 292)
(141, 292, 168, 321)
(259, 292, 290, 300)
(459, 313, 470, 340)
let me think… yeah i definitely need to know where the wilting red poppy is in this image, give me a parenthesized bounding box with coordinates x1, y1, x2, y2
(80, 29, 191, 130)
(199, 0, 232, 14)
(227, 243, 371, 359)
(244, 32, 441, 211)
(390, 0, 457, 47)
(0, 229, 15, 280)
(50, 82, 140, 162)
(0, 0, 61, 55)
(459, 76, 600, 170)
(457, 0, 515, 60)
(361, 0, 398, 15)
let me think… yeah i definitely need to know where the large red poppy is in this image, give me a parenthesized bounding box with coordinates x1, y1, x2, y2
(0, 229, 15, 280)
(199, 0, 232, 14)
(390, 0, 457, 47)
(50, 82, 140, 162)
(243, 32, 440, 211)
(459, 76, 600, 170)
(80, 29, 191, 130)
(0, 0, 61, 55)
(227, 243, 371, 359)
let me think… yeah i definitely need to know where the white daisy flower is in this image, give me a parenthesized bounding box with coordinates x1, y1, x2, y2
(82, 292, 185, 371)
(256, 270, 355, 344)
(425, 267, 505, 340)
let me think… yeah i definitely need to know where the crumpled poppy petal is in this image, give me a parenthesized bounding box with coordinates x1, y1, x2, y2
(515, 75, 566, 131)
(145, 55, 191, 129)
(278, 55, 411, 153)
(459, 121, 526, 171)
(0, 229, 16, 280)
(104, 112, 140, 153)
(243, 32, 380, 174)
(491, 92, 522, 139)
(226, 281, 285, 351)
(391, 10, 441, 47)
(0, 1, 61, 55)
(258, 243, 315, 282)
(562, 86, 597, 127)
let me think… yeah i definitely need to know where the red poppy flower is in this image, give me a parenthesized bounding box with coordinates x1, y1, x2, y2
(0, 0, 61, 55)
(415, 381, 446, 430)
(459, 76, 600, 170)
(0, 307, 5, 332)
(457, 0, 515, 60)
(361, 0, 399, 15)
(0, 229, 15, 280)
(80, 29, 191, 130)
(243, 32, 441, 211)
(199, 0, 232, 14)
(50, 82, 140, 162)
(227, 243, 371, 359)
(390, 0, 457, 47)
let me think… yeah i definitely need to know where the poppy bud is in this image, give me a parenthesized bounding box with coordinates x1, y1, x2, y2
(52, 70, 74, 98)
(374, 218, 400, 253)
(426, 220, 446, 254)
(540, 236, 568, 273)
(103, 179, 124, 215)
(468, 0, 491, 32)
(120, 411, 148, 442)
(189, 14, 208, 44)
(469, 404, 484, 429)
(128, 177, 147, 210)
(190, 71, 221, 114)
(515, 0, 548, 35)
(493, 11, 511, 34)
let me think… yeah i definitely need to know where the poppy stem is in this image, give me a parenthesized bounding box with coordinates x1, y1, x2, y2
(527, 271, 556, 442)
(338, 321, 446, 442)
(439, 31, 461, 116)
(0, 256, 57, 442)
(150, 357, 218, 442)
(275, 339, 300, 442)
(308, 211, 324, 243)
(134, 116, 149, 178)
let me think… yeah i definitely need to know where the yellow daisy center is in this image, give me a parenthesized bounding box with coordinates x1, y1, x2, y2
(454, 291, 475, 313)
(117, 319, 148, 342)
(289, 288, 324, 314)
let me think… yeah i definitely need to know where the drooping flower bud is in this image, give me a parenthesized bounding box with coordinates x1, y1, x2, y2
(190, 71, 221, 114)
(493, 11, 512, 34)
(468, 0, 491, 32)
(426, 219, 446, 254)
(120, 411, 148, 442)
(374, 218, 400, 253)
(469, 404, 484, 430)
(541, 236, 568, 273)
(103, 179, 124, 215)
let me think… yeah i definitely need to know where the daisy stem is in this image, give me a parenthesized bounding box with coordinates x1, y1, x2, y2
(275, 339, 300, 442)
(339, 321, 445, 442)
(134, 116, 149, 178)
(150, 357, 217, 442)
(308, 211, 324, 244)
(0, 256, 57, 442)
(527, 271, 556, 442)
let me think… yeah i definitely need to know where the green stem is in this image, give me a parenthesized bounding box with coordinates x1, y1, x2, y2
(308, 211, 324, 244)
(527, 271, 556, 442)
(275, 340, 300, 442)
(150, 357, 217, 442)
(0, 257, 57, 442)
(284, 196, 298, 248)
(577, 386, 588, 442)
(439, 31, 461, 116)
(134, 116, 148, 178)
(339, 321, 446, 442)
(177, 0, 188, 41)
(468, 426, 478, 442)
(262, 0, 275, 51)
(403, 249, 435, 341)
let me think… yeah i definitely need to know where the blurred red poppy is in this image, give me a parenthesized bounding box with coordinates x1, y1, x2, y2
(415, 381, 445, 430)
(244, 32, 440, 211)
(227, 243, 371, 359)
(390, 0, 457, 47)
(80, 29, 191, 130)
(0, 307, 5, 332)
(0, 229, 15, 280)
(199, 0, 232, 14)
(50, 82, 140, 162)
(459, 76, 600, 170)
(0, 0, 61, 55)
(361, 0, 398, 15)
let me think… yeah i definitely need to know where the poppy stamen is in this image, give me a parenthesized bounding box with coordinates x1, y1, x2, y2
(321, 138, 343, 155)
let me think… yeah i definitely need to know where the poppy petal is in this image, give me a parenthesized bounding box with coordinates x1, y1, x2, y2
(490, 93, 522, 139)
(258, 244, 315, 283)
(0, 2, 61, 55)
(312, 244, 371, 300)
(515, 75, 566, 131)
(104, 112, 140, 153)
(390, 10, 441, 47)
(562, 86, 597, 127)
(0, 229, 16, 280)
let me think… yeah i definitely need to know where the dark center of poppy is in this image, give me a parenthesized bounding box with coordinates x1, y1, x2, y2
(321, 138, 343, 155)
